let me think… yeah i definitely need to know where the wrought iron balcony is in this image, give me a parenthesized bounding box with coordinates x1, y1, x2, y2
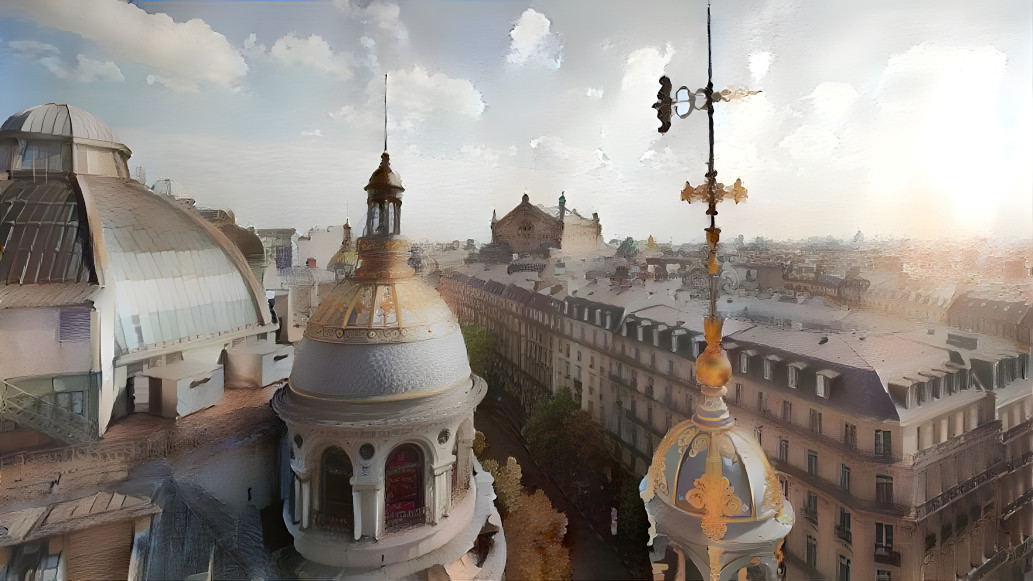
(834, 524, 852, 544)
(874, 545, 901, 566)
(801, 506, 818, 525)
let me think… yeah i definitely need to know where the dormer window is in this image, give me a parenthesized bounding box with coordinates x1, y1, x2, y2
(816, 374, 829, 399)
(788, 364, 801, 389)
(763, 359, 772, 380)
(740, 352, 749, 374)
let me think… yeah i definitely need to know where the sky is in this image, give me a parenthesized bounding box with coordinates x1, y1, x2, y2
(0, 0, 1030, 244)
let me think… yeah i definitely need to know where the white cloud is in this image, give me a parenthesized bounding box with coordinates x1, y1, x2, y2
(269, 33, 353, 79)
(621, 43, 674, 94)
(242, 33, 266, 59)
(507, 9, 562, 69)
(806, 82, 859, 127)
(4, 0, 245, 92)
(586, 87, 604, 99)
(529, 135, 613, 176)
(639, 146, 694, 173)
(749, 51, 772, 81)
(778, 124, 839, 162)
(300, 129, 323, 137)
(461, 144, 516, 168)
(330, 67, 484, 133)
(9, 40, 124, 82)
(333, 0, 408, 42)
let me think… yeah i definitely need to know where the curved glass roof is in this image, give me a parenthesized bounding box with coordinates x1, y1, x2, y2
(0, 180, 94, 285)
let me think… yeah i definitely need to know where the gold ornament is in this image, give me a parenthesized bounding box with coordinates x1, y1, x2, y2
(685, 470, 745, 541)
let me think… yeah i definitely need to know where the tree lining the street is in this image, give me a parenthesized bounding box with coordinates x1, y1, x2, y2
(482, 453, 573, 581)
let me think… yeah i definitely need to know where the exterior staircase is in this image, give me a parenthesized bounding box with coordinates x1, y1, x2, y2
(0, 379, 98, 445)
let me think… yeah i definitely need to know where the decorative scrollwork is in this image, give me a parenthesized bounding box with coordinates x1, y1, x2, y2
(688, 433, 710, 458)
(681, 178, 749, 206)
(685, 471, 745, 541)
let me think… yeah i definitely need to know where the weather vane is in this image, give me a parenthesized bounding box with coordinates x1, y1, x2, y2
(653, 2, 759, 328)
(651, 3, 765, 416)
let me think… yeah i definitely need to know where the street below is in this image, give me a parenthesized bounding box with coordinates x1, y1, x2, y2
(475, 399, 639, 580)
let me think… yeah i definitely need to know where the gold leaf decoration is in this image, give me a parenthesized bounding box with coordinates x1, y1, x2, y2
(680, 178, 749, 206)
(685, 471, 745, 541)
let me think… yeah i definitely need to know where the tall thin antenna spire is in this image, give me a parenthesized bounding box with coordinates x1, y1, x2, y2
(383, 73, 388, 152)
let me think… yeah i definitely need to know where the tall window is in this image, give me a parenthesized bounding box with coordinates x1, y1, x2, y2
(806, 535, 818, 568)
(385, 444, 425, 531)
(740, 352, 749, 373)
(782, 401, 793, 423)
(754, 425, 763, 445)
(801, 487, 818, 510)
(807, 450, 818, 475)
(778, 438, 789, 463)
(757, 391, 765, 413)
(843, 422, 857, 449)
(810, 409, 822, 434)
(875, 430, 892, 457)
(876, 475, 894, 505)
(788, 365, 799, 388)
(836, 507, 851, 543)
(321, 447, 354, 531)
(763, 358, 772, 380)
(875, 523, 894, 554)
(837, 555, 851, 581)
(734, 383, 743, 405)
(839, 464, 850, 491)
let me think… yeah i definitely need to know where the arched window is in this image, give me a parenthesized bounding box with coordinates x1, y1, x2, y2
(385, 444, 425, 531)
(320, 447, 353, 533)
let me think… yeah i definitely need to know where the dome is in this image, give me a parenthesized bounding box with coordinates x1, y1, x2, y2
(290, 274, 470, 399)
(643, 419, 787, 536)
(365, 151, 404, 191)
(287, 151, 471, 400)
(1, 103, 116, 143)
(151, 178, 191, 199)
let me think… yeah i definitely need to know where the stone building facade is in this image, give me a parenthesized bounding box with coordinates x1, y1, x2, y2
(438, 272, 1033, 581)
(490, 192, 602, 256)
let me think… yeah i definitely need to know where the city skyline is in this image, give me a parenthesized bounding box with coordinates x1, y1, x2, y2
(0, 0, 1030, 243)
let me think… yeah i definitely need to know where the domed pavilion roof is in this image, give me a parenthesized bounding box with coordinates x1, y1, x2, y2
(642, 418, 787, 537)
(2, 103, 116, 143)
(287, 151, 471, 401)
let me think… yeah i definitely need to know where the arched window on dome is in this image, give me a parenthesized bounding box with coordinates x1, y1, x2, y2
(319, 447, 354, 535)
(385, 443, 426, 531)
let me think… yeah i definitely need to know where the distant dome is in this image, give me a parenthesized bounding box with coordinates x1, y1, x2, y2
(151, 178, 191, 199)
(1, 103, 116, 143)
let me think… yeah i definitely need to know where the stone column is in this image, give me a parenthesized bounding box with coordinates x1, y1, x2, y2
(353, 482, 383, 539)
(301, 477, 311, 530)
(430, 460, 452, 524)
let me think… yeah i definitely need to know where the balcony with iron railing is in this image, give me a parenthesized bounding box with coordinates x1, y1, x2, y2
(1003, 416, 1033, 443)
(801, 506, 818, 525)
(914, 451, 1033, 519)
(967, 535, 1033, 581)
(874, 545, 901, 567)
(834, 524, 852, 544)
(770, 458, 911, 518)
